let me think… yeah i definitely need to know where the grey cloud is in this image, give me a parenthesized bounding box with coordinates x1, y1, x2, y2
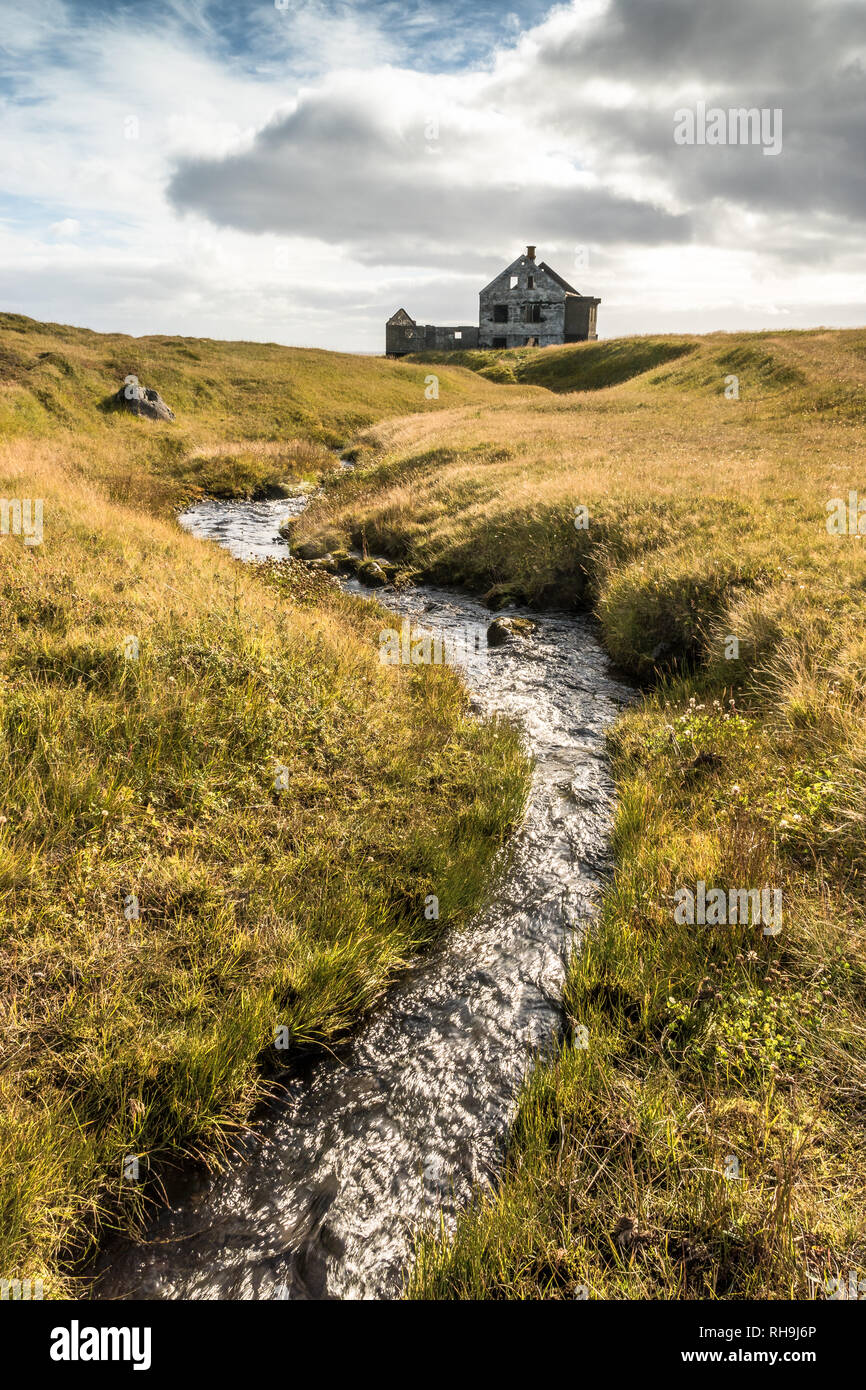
(166, 83, 690, 263)
(520, 0, 866, 227)
(163, 0, 864, 275)
(539, 0, 865, 87)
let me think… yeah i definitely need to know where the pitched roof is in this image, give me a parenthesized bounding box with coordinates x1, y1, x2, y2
(538, 262, 580, 295)
(478, 254, 528, 295)
(386, 308, 415, 326)
(479, 253, 583, 297)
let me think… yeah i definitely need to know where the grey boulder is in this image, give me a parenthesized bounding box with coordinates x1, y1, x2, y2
(486, 616, 538, 647)
(114, 380, 175, 421)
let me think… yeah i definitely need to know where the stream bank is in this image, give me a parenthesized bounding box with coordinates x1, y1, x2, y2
(94, 495, 630, 1300)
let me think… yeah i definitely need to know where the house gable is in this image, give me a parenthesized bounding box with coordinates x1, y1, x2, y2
(479, 256, 570, 302)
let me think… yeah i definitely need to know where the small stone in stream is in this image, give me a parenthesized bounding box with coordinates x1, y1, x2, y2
(356, 559, 388, 587)
(486, 616, 537, 647)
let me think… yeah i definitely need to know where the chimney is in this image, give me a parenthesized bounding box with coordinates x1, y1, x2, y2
(526, 245, 536, 261)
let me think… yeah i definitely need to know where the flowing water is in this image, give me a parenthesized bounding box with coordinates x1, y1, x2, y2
(95, 495, 631, 1301)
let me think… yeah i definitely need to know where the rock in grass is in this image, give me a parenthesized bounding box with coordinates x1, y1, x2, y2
(309, 554, 339, 574)
(356, 558, 388, 587)
(486, 615, 537, 647)
(293, 538, 329, 560)
(113, 381, 175, 421)
(374, 557, 399, 581)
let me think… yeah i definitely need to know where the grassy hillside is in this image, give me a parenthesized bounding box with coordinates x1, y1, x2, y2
(408, 328, 866, 401)
(0, 311, 529, 505)
(0, 316, 531, 1293)
(293, 329, 866, 1300)
(409, 334, 699, 391)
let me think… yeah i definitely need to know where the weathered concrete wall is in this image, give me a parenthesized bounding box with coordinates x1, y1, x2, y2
(386, 321, 479, 356)
(479, 257, 566, 348)
(386, 320, 422, 355)
(422, 324, 479, 351)
(564, 296, 600, 342)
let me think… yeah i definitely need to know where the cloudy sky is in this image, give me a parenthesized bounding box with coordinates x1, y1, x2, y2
(1, 0, 864, 349)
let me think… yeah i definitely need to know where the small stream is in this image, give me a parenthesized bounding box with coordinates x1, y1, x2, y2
(95, 492, 631, 1301)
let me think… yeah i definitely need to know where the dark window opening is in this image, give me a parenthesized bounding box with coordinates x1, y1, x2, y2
(493, 304, 508, 323)
(524, 303, 542, 323)
(492, 337, 507, 349)
(527, 275, 534, 289)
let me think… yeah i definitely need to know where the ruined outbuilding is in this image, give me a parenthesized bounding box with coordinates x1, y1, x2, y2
(386, 247, 599, 356)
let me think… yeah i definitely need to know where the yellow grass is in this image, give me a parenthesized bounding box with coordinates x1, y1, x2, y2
(0, 317, 530, 1294)
(293, 329, 866, 1299)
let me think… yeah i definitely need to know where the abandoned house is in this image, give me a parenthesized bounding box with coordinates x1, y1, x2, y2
(385, 246, 599, 356)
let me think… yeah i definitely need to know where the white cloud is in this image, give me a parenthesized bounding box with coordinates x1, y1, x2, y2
(49, 219, 81, 240)
(0, 0, 862, 349)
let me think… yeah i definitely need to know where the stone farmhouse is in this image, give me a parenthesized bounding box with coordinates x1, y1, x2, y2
(386, 246, 599, 356)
